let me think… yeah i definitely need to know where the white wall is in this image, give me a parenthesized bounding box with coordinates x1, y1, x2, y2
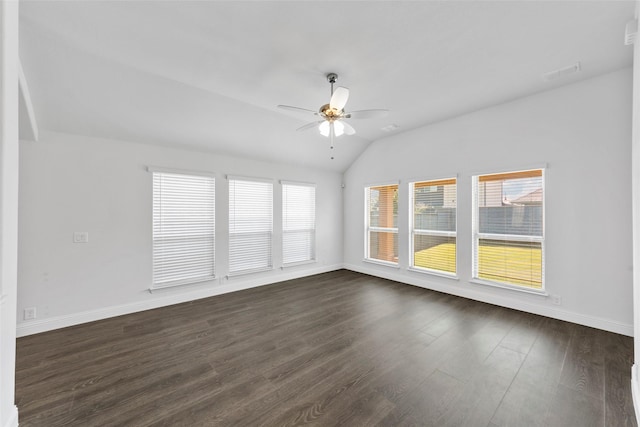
(0, 1, 20, 426)
(17, 131, 343, 336)
(344, 68, 633, 335)
(630, 1, 640, 417)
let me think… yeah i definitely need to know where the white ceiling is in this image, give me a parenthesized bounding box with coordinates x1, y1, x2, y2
(19, 1, 635, 172)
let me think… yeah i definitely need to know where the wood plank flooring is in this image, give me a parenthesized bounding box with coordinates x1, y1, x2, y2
(15, 270, 637, 426)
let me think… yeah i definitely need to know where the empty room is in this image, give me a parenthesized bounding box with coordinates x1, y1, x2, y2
(2, 0, 640, 426)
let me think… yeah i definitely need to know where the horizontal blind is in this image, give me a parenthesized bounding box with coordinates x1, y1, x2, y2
(411, 178, 457, 274)
(283, 183, 316, 265)
(473, 169, 544, 289)
(152, 172, 215, 289)
(367, 184, 398, 264)
(229, 178, 273, 275)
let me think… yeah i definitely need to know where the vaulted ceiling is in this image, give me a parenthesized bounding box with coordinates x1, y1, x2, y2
(19, 1, 635, 172)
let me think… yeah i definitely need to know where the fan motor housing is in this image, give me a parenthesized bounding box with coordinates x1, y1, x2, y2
(319, 103, 342, 120)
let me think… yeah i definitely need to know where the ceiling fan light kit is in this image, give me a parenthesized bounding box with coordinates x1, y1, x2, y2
(278, 73, 389, 158)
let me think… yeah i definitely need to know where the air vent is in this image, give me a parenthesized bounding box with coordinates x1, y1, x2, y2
(381, 124, 399, 132)
(543, 62, 581, 82)
(625, 19, 637, 45)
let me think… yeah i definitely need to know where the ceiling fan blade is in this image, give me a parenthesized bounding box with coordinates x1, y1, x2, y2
(296, 121, 323, 132)
(330, 87, 349, 110)
(345, 109, 389, 119)
(342, 121, 356, 135)
(278, 105, 318, 115)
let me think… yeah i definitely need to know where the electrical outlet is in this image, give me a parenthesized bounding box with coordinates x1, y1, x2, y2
(24, 307, 36, 320)
(73, 232, 89, 243)
(551, 295, 562, 306)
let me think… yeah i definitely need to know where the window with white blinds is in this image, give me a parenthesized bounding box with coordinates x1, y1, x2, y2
(472, 169, 544, 290)
(152, 170, 215, 290)
(410, 178, 457, 275)
(228, 177, 273, 275)
(365, 184, 398, 265)
(282, 182, 316, 265)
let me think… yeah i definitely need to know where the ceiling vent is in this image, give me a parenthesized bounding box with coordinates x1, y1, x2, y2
(381, 124, 399, 132)
(625, 19, 637, 45)
(543, 62, 581, 82)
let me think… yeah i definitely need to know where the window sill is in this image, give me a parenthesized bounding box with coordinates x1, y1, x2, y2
(149, 276, 216, 293)
(407, 267, 459, 281)
(227, 267, 273, 278)
(281, 260, 316, 269)
(363, 258, 400, 269)
(469, 279, 548, 296)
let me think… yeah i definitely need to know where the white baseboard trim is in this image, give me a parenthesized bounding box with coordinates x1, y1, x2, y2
(17, 264, 343, 337)
(632, 364, 640, 424)
(2, 405, 18, 427)
(344, 263, 634, 336)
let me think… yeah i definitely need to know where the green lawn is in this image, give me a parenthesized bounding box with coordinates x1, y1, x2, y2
(414, 242, 542, 289)
(414, 243, 457, 274)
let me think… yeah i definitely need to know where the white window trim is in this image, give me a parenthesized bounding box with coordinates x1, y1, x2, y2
(150, 169, 216, 291)
(469, 278, 548, 296)
(408, 177, 458, 278)
(280, 179, 316, 187)
(227, 174, 274, 183)
(407, 266, 459, 280)
(227, 176, 274, 277)
(364, 183, 399, 266)
(281, 259, 317, 269)
(471, 168, 546, 292)
(226, 265, 273, 278)
(363, 257, 401, 269)
(468, 163, 548, 180)
(369, 226, 397, 233)
(147, 165, 214, 178)
(282, 181, 316, 267)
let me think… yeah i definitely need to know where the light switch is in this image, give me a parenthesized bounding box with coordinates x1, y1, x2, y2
(73, 232, 89, 243)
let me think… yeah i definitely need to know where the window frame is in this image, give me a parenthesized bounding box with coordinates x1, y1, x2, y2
(408, 177, 458, 278)
(471, 167, 546, 294)
(364, 182, 400, 267)
(281, 180, 317, 267)
(149, 166, 215, 291)
(227, 175, 274, 277)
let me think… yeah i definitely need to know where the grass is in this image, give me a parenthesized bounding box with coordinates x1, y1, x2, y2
(414, 243, 457, 274)
(414, 242, 542, 289)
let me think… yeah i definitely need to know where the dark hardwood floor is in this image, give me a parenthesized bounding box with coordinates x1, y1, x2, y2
(15, 270, 637, 426)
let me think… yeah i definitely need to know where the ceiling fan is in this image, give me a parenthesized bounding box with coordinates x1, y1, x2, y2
(278, 73, 389, 152)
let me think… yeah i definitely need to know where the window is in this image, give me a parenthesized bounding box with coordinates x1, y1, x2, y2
(410, 178, 457, 275)
(472, 169, 544, 290)
(228, 177, 273, 275)
(365, 184, 398, 264)
(282, 182, 316, 265)
(151, 169, 215, 290)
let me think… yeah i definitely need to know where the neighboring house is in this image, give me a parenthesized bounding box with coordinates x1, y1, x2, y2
(512, 188, 543, 206)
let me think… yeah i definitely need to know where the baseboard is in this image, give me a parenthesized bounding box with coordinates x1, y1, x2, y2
(17, 264, 343, 337)
(2, 405, 18, 427)
(18, 262, 632, 337)
(632, 364, 640, 424)
(344, 263, 634, 336)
